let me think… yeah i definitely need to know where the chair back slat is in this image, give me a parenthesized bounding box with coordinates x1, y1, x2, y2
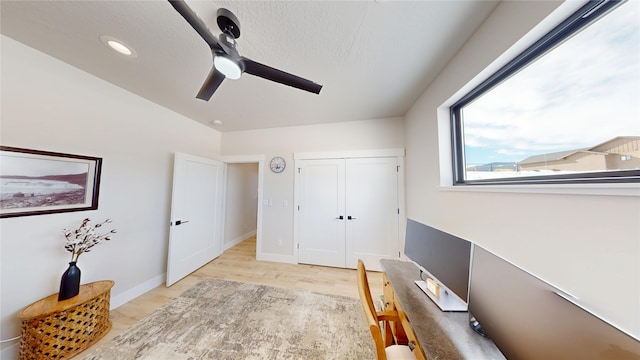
(358, 259, 388, 360)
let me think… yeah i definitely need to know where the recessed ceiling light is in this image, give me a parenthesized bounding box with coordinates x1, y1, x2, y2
(99, 35, 137, 58)
(107, 40, 132, 55)
(212, 120, 224, 126)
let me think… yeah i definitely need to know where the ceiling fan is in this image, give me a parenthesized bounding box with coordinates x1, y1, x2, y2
(168, 0, 323, 101)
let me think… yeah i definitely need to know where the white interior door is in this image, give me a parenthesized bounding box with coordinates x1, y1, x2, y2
(167, 153, 224, 286)
(296, 157, 399, 270)
(345, 157, 399, 271)
(297, 159, 346, 268)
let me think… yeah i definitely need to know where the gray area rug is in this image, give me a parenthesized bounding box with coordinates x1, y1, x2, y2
(82, 279, 375, 359)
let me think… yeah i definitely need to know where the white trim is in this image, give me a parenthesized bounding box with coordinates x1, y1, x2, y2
(293, 160, 301, 263)
(439, 183, 640, 197)
(294, 148, 404, 160)
(224, 229, 256, 251)
(257, 252, 297, 264)
(110, 273, 165, 310)
(221, 154, 266, 163)
(397, 156, 407, 259)
(0, 343, 19, 360)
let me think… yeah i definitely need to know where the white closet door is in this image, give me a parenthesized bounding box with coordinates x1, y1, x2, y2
(297, 159, 346, 268)
(345, 157, 399, 271)
(296, 157, 399, 270)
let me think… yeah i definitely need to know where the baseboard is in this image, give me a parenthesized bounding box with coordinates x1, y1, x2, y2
(257, 252, 297, 264)
(111, 228, 255, 311)
(111, 230, 257, 310)
(0, 341, 19, 360)
(223, 230, 256, 251)
(109, 273, 165, 310)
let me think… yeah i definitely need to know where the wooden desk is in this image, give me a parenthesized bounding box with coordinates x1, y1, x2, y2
(380, 260, 505, 360)
(18, 280, 114, 360)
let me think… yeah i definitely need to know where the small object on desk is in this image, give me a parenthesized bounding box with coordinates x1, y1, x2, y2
(18, 280, 114, 360)
(426, 278, 440, 298)
(469, 315, 490, 337)
(414, 280, 468, 312)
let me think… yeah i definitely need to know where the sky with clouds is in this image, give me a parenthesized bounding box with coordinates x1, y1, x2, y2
(462, 0, 639, 165)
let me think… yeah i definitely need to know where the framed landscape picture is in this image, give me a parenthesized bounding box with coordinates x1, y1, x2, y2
(0, 146, 102, 218)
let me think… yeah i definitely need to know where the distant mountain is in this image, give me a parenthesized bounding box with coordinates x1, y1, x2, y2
(467, 162, 518, 172)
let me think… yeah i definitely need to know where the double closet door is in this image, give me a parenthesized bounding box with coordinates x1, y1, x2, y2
(296, 157, 400, 271)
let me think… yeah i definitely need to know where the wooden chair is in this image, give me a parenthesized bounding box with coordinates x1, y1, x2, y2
(357, 259, 417, 360)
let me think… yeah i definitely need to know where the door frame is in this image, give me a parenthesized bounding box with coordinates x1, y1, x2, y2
(293, 148, 406, 264)
(221, 154, 265, 260)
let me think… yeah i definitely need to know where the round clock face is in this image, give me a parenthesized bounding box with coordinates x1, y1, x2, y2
(270, 156, 286, 173)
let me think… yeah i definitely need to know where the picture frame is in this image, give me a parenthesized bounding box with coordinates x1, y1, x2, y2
(0, 146, 102, 218)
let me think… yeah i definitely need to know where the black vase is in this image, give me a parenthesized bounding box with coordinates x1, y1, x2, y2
(58, 261, 81, 301)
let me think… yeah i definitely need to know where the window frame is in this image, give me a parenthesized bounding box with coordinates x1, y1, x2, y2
(450, 0, 640, 186)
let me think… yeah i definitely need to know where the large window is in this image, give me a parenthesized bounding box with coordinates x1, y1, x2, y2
(451, 0, 639, 185)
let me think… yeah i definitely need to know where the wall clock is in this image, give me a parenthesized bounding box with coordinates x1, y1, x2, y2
(270, 156, 286, 173)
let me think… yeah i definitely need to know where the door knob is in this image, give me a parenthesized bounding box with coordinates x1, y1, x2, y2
(335, 215, 344, 220)
(347, 216, 357, 220)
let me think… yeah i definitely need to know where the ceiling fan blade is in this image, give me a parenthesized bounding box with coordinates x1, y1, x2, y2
(169, 0, 221, 50)
(196, 67, 225, 101)
(242, 57, 322, 94)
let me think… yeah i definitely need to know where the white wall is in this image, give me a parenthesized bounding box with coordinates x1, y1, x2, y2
(0, 36, 221, 358)
(223, 163, 258, 249)
(221, 118, 405, 262)
(404, 0, 640, 338)
(5, 1, 637, 357)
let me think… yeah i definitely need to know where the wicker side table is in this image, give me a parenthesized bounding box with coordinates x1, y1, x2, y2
(17, 280, 114, 360)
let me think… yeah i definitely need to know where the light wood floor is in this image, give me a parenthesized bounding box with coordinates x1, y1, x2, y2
(77, 236, 383, 358)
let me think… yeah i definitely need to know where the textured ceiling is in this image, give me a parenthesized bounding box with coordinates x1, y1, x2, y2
(1, 0, 499, 132)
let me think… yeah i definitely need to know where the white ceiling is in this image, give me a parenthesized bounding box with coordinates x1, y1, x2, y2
(1, 0, 499, 132)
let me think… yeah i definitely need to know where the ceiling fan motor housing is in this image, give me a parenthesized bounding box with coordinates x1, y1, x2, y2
(217, 8, 240, 39)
